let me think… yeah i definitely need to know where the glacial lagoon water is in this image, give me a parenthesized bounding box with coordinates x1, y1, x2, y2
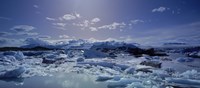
(0, 73, 108, 88)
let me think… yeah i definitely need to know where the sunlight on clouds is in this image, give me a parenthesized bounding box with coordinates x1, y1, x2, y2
(59, 35, 70, 39)
(59, 13, 81, 21)
(152, 7, 170, 13)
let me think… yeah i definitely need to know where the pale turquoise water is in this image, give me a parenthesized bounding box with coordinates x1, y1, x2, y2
(0, 73, 108, 88)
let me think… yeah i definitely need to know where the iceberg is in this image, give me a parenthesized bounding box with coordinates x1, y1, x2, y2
(166, 78, 200, 88)
(14, 51, 25, 60)
(124, 67, 135, 74)
(0, 67, 26, 79)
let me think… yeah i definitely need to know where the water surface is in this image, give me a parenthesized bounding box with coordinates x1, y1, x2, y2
(0, 73, 108, 88)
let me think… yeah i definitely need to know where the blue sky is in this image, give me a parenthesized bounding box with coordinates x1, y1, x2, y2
(0, 0, 200, 47)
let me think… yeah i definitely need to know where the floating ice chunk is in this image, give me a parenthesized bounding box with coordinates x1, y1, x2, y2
(152, 70, 170, 79)
(96, 75, 122, 82)
(115, 64, 129, 71)
(180, 70, 199, 79)
(1, 51, 25, 61)
(152, 56, 160, 60)
(0, 67, 26, 78)
(42, 57, 56, 64)
(76, 58, 84, 62)
(14, 51, 25, 60)
(45, 54, 57, 58)
(112, 75, 121, 81)
(42, 53, 67, 64)
(126, 82, 144, 88)
(107, 78, 141, 88)
(124, 67, 135, 74)
(165, 68, 176, 75)
(59, 54, 68, 58)
(165, 78, 200, 88)
(140, 60, 162, 68)
(96, 75, 113, 82)
(176, 57, 194, 62)
(0, 56, 16, 63)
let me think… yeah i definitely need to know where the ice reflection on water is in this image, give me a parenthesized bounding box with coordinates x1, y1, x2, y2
(0, 73, 108, 88)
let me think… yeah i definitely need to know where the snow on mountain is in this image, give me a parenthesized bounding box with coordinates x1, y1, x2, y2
(21, 38, 140, 50)
(22, 38, 53, 48)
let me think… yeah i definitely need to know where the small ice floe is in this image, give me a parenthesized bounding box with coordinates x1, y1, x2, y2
(125, 82, 144, 88)
(42, 53, 67, 64)
(107, 78, 142, 88)
(96, 75, 121, 82)
(140, 60, 162, 68)
(14, 51, 26, 61)
(124, 67, 135, 74)
(0, 56, 16, 63)
(180, 70, 200, 79)
(160, 57, 172, 61)
(2, 51, 25, 61)
(0, 67, 26, 79)
(152, 70, 171, 79)
(96, 75, 113, 82)
(165, 67, 176, 75)
(135, 65, 153, 73)
(165, 78, 200, 88)
(176, 57, 194, 62)
(76, 57, 84, 62)
(187, 51, 200, 58)
(42, 57, 57, 64)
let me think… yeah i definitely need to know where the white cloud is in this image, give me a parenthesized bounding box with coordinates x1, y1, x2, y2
(59, 35, 70, 39)
(131, 20, 144, 24)
(11, 25, 35, 32)
(46, 17, 56, 21)
(46, 12, 144, 32)
(89, 27, 98, 31)
(59, 13, 81, 21)
(10, 25, 39, 36)
(91, 18, 100, 24)
(0, 38, 23, 47)
(73, 21, 127, 31)
(88, 37, 124, 43)
(25, 37, 50, 46)
(33, 5, 39, 8)
(152, 7, 169, 12)
(38, 35, 51, 39)
(17, 32, 39, 36)
(0, 17, 11, 20)
(98, 22, 126, 30)
(0, 32, 11, 37)
(72, 20, 90, 29)
(52, 23, 66, 27)
(46, 13, 81, 22)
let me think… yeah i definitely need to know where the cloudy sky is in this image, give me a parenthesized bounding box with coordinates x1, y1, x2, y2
(0, 0, 200, 47)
